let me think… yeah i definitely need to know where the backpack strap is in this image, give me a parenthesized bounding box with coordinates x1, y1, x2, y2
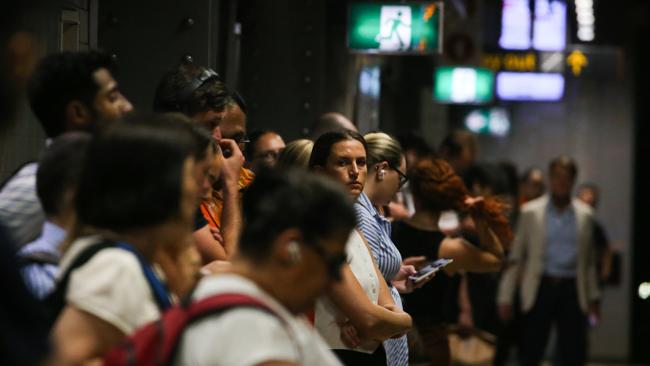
(186, 293, 278, 321)
(18, 251, 60, 266)
(115, 242, 173, 311)
(162, 293, 286, 365)
(104, 292, 302, 366)
(44, 239, 116, 325)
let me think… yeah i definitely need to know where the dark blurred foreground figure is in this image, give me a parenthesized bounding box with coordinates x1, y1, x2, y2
(173, 168, 355, 365)
(1, 3, 58, 364)
(50, 115, 205, 364)
(498, 156, 600, 366)
(0, 50, 132, 248)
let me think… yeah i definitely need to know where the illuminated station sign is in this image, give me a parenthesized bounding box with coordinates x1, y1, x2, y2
(348, 2, 443, 53)
(464, 108, 511, 137)
(491, 0, 570, 102)
(575, 0, 595, 42)
(500, 0, 567, 52)
(434, 67, 494, 104)
(496, 72, 565, 101)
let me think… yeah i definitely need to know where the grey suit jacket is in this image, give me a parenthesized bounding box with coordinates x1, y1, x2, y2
(497, 195, 600, 313)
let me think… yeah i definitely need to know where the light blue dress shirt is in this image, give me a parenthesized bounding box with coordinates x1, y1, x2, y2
(18, 221, 66, 299)
(544, 203, 578, 277)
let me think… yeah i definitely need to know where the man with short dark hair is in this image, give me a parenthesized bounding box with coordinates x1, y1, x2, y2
(498, 155, 600, 366)
(28, 51, 132, 137)
(154, 63, 250, 261)
(0, 50, 133, 247)
(153, 63, 249, 144)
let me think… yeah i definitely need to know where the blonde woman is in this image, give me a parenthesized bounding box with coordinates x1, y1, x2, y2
(277, 139, 314, 170)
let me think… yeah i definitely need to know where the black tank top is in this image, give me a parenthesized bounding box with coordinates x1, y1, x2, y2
(391, 220, 450, 327)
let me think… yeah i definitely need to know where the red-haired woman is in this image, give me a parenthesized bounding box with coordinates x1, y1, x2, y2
(391, 158, 511, 366)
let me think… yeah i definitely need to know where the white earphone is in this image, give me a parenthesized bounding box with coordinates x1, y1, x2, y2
(375, 164, 386, 179)
(287, 241, 302, 264)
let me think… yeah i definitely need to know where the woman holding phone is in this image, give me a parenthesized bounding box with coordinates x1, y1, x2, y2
(309, 130, 412, 365)
(354, 132, 436, 366)
(391, 158, 510, 366)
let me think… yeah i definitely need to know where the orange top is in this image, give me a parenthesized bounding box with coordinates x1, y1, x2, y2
(199, 167, 255, 229)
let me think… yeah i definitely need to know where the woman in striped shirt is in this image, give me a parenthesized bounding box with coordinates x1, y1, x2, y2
(354, 132, 432, 366)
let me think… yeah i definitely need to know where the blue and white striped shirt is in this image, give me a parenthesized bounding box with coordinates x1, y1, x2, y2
(18, 221, 65, 299)
(0, 162, 45, 247)
(355, 192, 408, 366)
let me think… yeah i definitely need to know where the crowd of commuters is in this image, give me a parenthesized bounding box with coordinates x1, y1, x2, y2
(0, 7, 613, 366)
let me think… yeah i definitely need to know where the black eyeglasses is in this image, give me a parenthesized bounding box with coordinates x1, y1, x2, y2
(390, 165, 409, 188)
(309, 243, 347, 282)
(229, 133, 250, 151)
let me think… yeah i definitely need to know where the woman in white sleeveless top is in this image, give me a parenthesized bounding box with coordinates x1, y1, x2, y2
(309, 130, 412, 365)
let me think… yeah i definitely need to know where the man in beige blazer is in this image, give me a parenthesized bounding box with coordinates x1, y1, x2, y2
(497, 156, 600, 366)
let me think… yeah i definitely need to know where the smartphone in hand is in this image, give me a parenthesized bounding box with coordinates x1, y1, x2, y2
(408, 258, 453, 283)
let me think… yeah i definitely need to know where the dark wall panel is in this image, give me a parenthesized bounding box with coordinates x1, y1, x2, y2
(237, 0, 327, 140)
(97, 0, 223, 111)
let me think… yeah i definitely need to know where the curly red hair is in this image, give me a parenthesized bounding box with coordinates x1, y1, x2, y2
(410, 159, 513, 246)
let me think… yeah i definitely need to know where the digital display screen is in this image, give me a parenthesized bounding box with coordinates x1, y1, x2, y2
(500, 0, 567, 51)
(496, 72, 564, 101)
(499, 0, 531, 50)
(532, 0, 566, 51)
(348, 2, 442, 53)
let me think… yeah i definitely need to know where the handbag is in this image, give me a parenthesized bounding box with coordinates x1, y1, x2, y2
(448, 325, 496, 366)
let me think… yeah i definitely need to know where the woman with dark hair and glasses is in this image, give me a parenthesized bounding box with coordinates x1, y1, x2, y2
(309, 130, 412, 365)
(50, 115, 205, 364)
(174, 167, 354, 365)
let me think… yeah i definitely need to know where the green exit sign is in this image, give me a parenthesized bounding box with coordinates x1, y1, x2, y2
(348, 2, 443, 54)
(434, 67, 494, 104)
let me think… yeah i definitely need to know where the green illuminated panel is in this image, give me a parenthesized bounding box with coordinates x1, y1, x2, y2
(348, 2, 441, 53)
(434, 67, 494, 104)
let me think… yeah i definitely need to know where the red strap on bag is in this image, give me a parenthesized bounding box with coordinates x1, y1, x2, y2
(103, 293, 277, 366)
